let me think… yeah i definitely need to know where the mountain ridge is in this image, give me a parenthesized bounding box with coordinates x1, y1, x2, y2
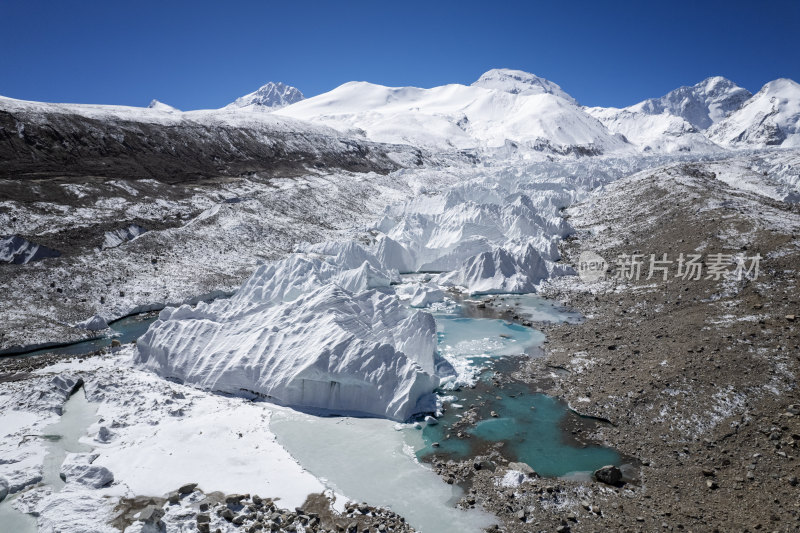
(3, 69, 799, 154)
(226, 81, 304, 109)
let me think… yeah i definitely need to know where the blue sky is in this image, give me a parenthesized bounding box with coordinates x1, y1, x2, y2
(1, 0, 798, 109)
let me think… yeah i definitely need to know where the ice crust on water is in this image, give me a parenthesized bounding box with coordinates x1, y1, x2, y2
(135, 249, 444, 421)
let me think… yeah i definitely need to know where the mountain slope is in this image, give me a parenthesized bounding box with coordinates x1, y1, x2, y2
(147, 99, 180, 112)
(585, 77, 752, 153)
(708, 78, 800, 148)
(274, 69, 631, 154)
(226, 81, 305, 109)
(632, 76, 751, 130)
(470, 68, 577, 104)
(0, 95, 406, 182)
(586, 106, 722, 153)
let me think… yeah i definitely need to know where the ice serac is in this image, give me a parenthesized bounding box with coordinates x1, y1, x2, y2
(447, 244, 550, 295)
(0, 235, 61, 264)
(708, 79, 800, 148)
(380, 182, 573, 275)
(135, 251, 442, 421)
(227, 81, 305, 109)
(102, 224, 146, 250)
(374, 235, 416, 273)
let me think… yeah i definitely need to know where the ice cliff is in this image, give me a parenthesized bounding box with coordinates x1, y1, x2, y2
(135, 250, 443, 421)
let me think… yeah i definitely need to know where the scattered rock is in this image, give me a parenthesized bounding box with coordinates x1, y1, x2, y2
(137, 505, 165, 525)
(178, 482, 198, 494)
(96, 425, 113, 443)
(225, 493, 247, 505)
(507, 462, 536, 476)
(593, 465, 623, 486)
(59, 453, 114, 488)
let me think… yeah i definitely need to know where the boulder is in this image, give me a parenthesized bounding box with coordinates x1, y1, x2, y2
(593, 465, 622, 486)
(178, 482, 198, 494)
(96, 426, 113, 442)
(59, 453, 114, 488)
(0, 476, 8, 502)
(75, 314, 108, 331)
(225, 493, 247, 505)
(507, 462, 536, 476)
(137, 505, 165, 524)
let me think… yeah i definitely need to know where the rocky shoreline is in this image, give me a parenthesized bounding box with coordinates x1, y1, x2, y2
(422, 162, 800, 532)
(113, 485, 416, 533)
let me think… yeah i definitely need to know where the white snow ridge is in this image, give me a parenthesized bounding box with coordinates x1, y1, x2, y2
(226, 81, 305, 109)
(135, 250, 445, 421)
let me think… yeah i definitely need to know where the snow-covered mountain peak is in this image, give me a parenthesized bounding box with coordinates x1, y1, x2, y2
(701, 75, 740, 92)
(631, 76, 751, 130)
(275, 76, 628, 153)
(147, 99, 179, 112)
(758, 77, 800, 96)
(708, 77, 800, 148)
(226, 81, 305, 109)
(471, 68, 577, 104)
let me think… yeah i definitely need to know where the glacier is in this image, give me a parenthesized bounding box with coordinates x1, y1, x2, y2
(3, 66, 800, 533)
(135, 251, 445, 421)
(11, 67, 799, 424)
(133, 158, 592, 419)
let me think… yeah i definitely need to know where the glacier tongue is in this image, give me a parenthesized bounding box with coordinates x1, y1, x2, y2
(134, 158, 629, 421)
(135, 250, 442, 421)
